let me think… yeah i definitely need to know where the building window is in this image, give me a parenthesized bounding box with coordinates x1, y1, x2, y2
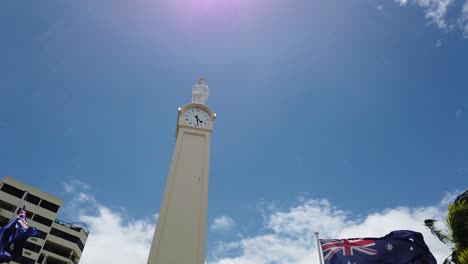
(0, 183, 25, 198)
(23, 241, 42, 253)
(33, 214, 53, 227)
(26, 193, 40, 205)
(77, 239, 84, 251)
(26, 211, 33, 219)
(39, 199, 59, 213)
(50, 228, 84, 251)
(43, 241, 72, 259)
(0, 215, 9, 227)
(35, 229, 47, 239)
(0, 200, 16, 212)
(41, 256, 70, 264)
(11, 256, 36, 264)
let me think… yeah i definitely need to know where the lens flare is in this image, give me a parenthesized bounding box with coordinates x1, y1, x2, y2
(169, 0, 259, 24)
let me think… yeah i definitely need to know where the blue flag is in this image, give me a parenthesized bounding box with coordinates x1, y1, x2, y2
(320, 230, 437, 264)
(0, 206, 37, 262)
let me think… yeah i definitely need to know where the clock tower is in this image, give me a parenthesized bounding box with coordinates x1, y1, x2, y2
(147, 78, 216, 264)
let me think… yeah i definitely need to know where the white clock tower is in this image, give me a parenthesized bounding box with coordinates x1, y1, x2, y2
(147, 78, 216, 264)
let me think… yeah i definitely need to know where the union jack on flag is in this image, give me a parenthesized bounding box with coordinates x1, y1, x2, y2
(16, 209, 29, 229)
(320, 238, 377, 260)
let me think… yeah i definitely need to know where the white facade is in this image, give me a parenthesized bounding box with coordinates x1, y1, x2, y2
(0, 176, 88, 264)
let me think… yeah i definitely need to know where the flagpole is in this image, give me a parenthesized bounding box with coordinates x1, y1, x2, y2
(0, 189, 37, 262)
(13, 190, 29, 216)
(41, 254, 48, 264)
(315, 232, 325, 264)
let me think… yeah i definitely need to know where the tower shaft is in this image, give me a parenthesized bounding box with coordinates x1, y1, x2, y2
(148, 108, 214, 264)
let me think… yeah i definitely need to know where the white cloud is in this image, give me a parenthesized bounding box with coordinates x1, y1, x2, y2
(395, 0, 454, 29)
(460, 0, 468, 38)
(439, 190, 462, 206)
(62, 180, 90, 193)
(211, 216, 235, 232)
(455, 104, 468, 118)
(76, 192, 93, 202)
(436, 39, 443, 47)
(62, 181, 455, 264)
(61, 183, 157, 264)
(79, 207, 156, 264)
(398, 0, 409, 6)
(208, 198, 452, 264)
(377, 5, 384, 11)
(63, 183, 74, 193)
(424, 0, 453, 29)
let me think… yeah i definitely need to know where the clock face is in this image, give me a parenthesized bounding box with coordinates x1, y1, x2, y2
(183, 108, 210, 128)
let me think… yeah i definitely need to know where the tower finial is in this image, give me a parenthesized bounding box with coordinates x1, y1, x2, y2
(192, 77, 209, 104)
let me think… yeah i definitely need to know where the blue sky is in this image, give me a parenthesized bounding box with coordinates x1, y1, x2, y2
(1, 0, 467, 263)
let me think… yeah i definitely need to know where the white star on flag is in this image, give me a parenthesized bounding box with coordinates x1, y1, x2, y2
(386, 243, 393, 251)
(410, 247, 414, 251)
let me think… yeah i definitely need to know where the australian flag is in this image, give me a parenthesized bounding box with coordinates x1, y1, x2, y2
(320, 230, 437, 264)
(0, 206, 37, 262)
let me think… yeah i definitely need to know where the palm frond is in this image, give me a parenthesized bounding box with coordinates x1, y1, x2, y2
(448, 200, 468, 253)
(454, 190, 468, 206)
(456, 248, 468, 264)
(447, 191, 468, 264)
(424, 219, 451, 244)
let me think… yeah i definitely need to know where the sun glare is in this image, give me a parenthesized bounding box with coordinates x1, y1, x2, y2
(170, 0, 259, 22)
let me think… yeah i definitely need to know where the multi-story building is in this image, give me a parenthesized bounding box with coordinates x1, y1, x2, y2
(0, 176, 88, 264)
